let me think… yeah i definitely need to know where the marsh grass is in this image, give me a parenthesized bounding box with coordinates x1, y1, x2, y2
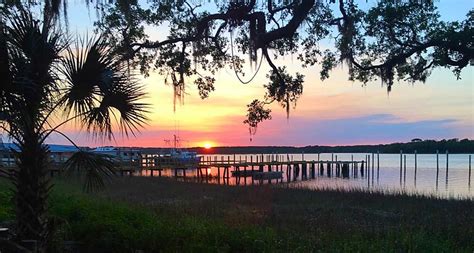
(0, 177, 473, 252)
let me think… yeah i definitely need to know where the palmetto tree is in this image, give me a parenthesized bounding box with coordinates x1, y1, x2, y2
(0, 8, 147, 250)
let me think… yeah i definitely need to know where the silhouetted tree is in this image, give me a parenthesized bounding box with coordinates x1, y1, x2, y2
(90, 0, 473, 134)
(0, 7, 147, 251)
(4, 0, 472, 137)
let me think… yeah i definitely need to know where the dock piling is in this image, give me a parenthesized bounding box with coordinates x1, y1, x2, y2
(414, 150, 417, 187)
(469, 155, 471, 187)
(400, 150, 403, 185)
(436, 150, 439, 190)
(446, 150, 449, 188)
(377, 151, 380, 182)
(371, 153, 374, 183)
(403, 155, 407, 186)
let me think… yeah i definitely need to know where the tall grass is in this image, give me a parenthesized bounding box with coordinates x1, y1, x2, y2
(0, 177, 473, 252)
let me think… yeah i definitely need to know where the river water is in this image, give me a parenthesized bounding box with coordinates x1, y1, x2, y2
(194, 153, 473, 199)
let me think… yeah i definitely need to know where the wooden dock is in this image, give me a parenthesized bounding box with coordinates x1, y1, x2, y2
(152, 158, 368, 184)
(0, 156, 368, 184)
(3, 151, 470, 188)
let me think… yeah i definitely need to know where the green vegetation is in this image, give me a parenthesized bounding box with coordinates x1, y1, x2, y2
(1, 177, 473, 252)
(0, 7, 147, 248)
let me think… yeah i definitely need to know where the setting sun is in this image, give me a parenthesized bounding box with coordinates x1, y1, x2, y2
(203, 142, 214, 149)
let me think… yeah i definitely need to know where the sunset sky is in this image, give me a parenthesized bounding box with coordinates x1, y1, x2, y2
(45, 0, 474, 148)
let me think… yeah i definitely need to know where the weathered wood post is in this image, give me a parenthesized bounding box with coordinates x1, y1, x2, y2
(400, 150, 403, 185)
(351, 154, 354, 174)
(363, 155, 366, 177)
(215, 156, 220, 179)
(294, 163, 299, 181)
(446, 150, 449, 187)
(371, 153, 375, 183)
(296, 163, 303, 181)
(371, 153, 374, 173)
(342, 163, 349, 178)
(287, 164, 291, 182)
(354, 162, 358, 178)
(302, 163, 307, 180)
(227, 156, 231, 178)
(360, 160, 365, 177)
(436, 150, 439, 189)
(414, 150, 417, 186)
(403, 155, 407, 185)
(367, 155, 370, 181)
(414, 150, 417, 169)
(377, 151, 380, 181)
(251, 156, 254, 171)
(251, 156, 255, 185)
(367, 155, 371, 179)
(311, 162, 315, 179)
(243, 166, 247, 185)
(469, 154, 471, 187)
(327, 161, 332, 177)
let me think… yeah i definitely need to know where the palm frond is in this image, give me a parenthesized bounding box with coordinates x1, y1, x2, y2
(100, 77, 148, 137)
(63, 150, 116, 193)
(62, 35, 148, 139)
(61, 37, 104, 118)
(83, 106, 113, 140)
(5, 9, 66, 131)
(0, 19, 11, 121)
(8, 9, 65, 67)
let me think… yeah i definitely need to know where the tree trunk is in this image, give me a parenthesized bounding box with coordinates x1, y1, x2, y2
(13, 131, 50, 252)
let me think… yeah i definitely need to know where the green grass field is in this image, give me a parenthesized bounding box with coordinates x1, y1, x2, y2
(1, 177, 473, 252)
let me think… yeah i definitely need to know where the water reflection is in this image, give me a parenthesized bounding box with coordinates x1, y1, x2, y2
(136, 153, 472, 199)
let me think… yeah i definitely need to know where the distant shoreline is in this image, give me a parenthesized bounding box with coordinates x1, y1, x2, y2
(188, 139, 474, 154)
(4, 139, 472, 154)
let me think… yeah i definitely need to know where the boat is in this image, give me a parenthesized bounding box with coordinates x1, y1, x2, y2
(159, 134, 200, 165)
(92, 146, 141, 163)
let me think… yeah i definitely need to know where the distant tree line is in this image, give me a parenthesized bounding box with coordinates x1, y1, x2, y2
(191, 139, 474, 154)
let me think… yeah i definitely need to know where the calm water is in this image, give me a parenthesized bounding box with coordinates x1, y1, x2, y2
(145, 153, 473, 199)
